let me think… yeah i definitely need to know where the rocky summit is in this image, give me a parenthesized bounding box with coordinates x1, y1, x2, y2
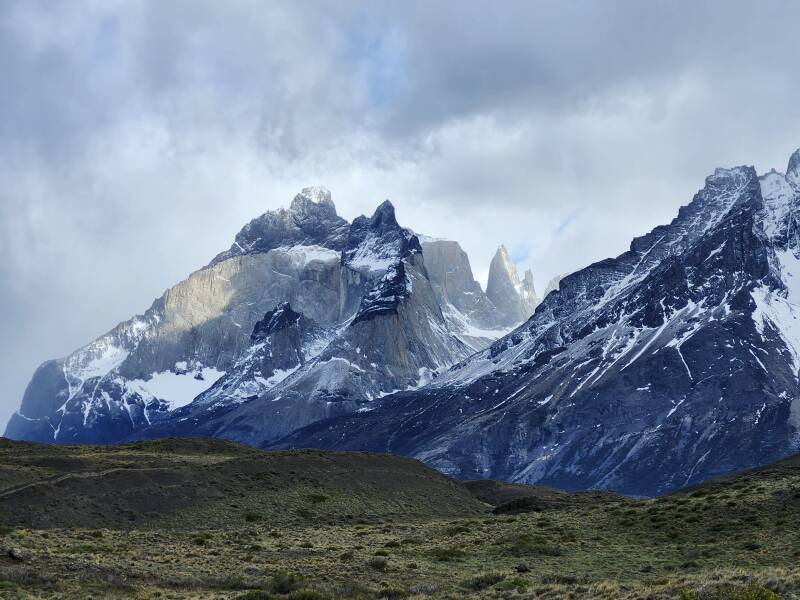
(486, 244, 539, 324)
(277, 149, 800, 496)
(5, 188, 526, 446)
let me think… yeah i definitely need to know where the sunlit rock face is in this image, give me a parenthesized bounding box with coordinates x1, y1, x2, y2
(6, 188, 522, 445)
(486, 245, 539, 325)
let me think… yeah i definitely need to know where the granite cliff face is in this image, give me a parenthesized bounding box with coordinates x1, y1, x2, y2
(419, 238, 517, 349)
(277, 150, 800, 495)
(5, 188, 524, 445)
(486, 245, 539, 324)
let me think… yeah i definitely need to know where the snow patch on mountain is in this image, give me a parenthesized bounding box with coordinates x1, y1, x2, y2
(279, 245, 341, 266)
(126, 366, 226, 410)
(348, 239, 401, 273)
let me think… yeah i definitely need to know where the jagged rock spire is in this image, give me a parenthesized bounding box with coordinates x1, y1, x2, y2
(486, 245, 539, 323)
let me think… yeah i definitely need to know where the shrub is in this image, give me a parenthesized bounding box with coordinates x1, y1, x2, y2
(540, 574, 579, 585)
(376, 587, 407, 599)
(445, 525, 470, 535)
(427, 547, 467, 562)
(680, 584, 778, 600)
(192, 531, 212, 545)
(374, 549, 390, 557)
(742, 541, 761, 551)
(270, 572, 301, 594)
(409, 582, 437, 595)
(505, 533, 561, 557)
(235, 592, 277, 600)
(288, 590, 330, 600)
(367, 557, 388, 571)
(495, 577, 529, 592)
(463, 572, 505, 590)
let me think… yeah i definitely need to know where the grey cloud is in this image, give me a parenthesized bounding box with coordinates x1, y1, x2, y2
(1, 0, 800, 426)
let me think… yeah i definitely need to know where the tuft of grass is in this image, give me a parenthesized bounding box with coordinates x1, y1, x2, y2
(495, 577, 529, 592)
(269, 571, 302, 595)
(427, 546, 467, 562)
(235, 592, 277, 600)
(680, 584, 779, 600)
(463, 572, 505, 590)
(505, 533, 562, 557)
(375, 587, 407, 599)
(287, 590, 330, 600)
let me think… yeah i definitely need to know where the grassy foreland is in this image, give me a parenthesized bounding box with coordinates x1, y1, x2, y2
(1, 438, 799, 599)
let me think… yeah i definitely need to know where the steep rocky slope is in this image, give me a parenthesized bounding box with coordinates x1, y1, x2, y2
(5, 189, 522, 445)
(277, 150, 800, 496)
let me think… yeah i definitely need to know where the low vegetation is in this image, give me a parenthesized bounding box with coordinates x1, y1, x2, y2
(2, 438, 800, 598)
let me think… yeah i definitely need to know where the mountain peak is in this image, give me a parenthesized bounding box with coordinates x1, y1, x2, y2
(206, 188, 349, 266)
(290, 186, 337, 218)
(371, 199, 397, 226)
(787, 148, 800, 189)
(344, 199, 420, 276)
(522, 269, 534, 286)
(486, 245, 538, 323)
(491, 245, 514, 271)
(300, 186, 332, 204)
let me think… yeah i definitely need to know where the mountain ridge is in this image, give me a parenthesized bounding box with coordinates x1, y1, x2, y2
(274, 151, 800, 495)
(5, 189, 536, 447)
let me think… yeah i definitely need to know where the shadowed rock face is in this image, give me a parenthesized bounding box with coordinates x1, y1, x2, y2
(276, 149, 800, 496)
(5, 189, 522, 446)
(250, 303, 317, 375)
(209, 187, 349, 266)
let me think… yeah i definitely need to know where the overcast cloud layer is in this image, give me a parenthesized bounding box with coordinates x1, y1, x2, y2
(2, 0, 800, 427)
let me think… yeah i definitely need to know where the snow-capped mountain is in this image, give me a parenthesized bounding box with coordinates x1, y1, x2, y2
(5, 188, 526, 444)
(276, 149, 800, 496)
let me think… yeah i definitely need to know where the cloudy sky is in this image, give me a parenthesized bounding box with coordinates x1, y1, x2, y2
(2, 0, 800, 428)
